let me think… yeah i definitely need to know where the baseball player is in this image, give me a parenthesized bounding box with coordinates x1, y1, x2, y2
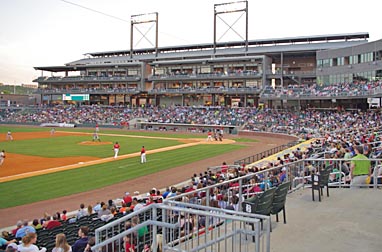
(92, 132, 101, 142)
(0, 150, 5, 166)
(140, 146, 146, 163)
(206, 130, 213, 141)
(113, 142, 120, 158)
(6, 130, 13, 141)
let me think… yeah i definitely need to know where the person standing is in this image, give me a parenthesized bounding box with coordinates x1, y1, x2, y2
(140, 146, 146, 163)
(95, 124, 99, 133)
(113, 142, 120, 159)
(50, 128, 55, 136)
(6, 130, 13, 141)
(206, 130, 213, 141)
(92, 132, 101, 142)
(0, 150, 5, 166)
(350, 145, 371, 188)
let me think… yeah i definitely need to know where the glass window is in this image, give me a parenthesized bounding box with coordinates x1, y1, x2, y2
(337, 57, 344, 66)
(323, 59, 332, 67)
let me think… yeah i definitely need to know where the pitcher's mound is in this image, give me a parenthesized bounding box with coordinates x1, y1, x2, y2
(79, 141, 113, 145)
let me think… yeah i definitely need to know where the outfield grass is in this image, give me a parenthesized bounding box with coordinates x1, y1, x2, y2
(0, 126, 246, 208)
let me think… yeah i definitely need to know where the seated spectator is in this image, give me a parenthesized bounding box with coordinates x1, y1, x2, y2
(145, 196, 155, 206)
(77, 203, 88, 220)
(87, 205, 94, 216)
(84, 237, 95, 252)
(123, 235, 135, 252)
(55, 212, 61, 221)
(107, 199, 116, 210)
(11, 221, 22, 236)
(97, 203, 109, 218)
(61, 210, 68, 221)
(5, 243, 18, 252)
(131, 216, 148, 239)
(97, 203, 113, 221)
(279, 167, 287, 183)
(133, 191, 141, 200)
(221, 162, 228, 173)
(119, 202, 128, 214)
(93, 202, 101, 213)
(45, 214, 62, 230)
(110, 207, 118, 216)
(161, 188, 171, 199)
(123, 192, 132, 207)
(31, 219, 42, 230)
(132, 198, 144, 212)
(0, 235, 17, 250)
(72, 226, 89, 252)
(16, 220, 36, 239)
(18, 233, 46, 252)
(52, 233, 71, 252)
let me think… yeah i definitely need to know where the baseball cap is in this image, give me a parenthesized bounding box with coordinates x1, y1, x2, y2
(125, 192, 130, 195)
(6, 243, 18, 251)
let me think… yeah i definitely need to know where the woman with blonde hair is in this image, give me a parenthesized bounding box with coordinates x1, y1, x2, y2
(52, 233, 71, 252)
(87, 205, 94, 216)
(17, 233, 46, 252)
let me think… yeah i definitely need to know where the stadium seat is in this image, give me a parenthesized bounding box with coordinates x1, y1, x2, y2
(270, 181, 291, 224)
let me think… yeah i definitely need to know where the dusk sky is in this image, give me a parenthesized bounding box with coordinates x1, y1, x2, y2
(0, 0, 380, 85)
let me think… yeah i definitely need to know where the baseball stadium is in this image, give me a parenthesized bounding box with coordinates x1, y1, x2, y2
(1, 1, 382, 252)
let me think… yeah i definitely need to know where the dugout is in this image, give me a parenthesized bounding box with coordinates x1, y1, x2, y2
(138, 122, 237, 134)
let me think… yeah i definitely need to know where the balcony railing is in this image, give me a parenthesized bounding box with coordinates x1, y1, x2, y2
(34, 75, 141, 83)
(148, 71, 262, 81)
(34, 88, 140, 95)
(148, 87, 262, 94)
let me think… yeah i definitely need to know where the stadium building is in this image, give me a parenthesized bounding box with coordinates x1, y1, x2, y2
(33, 2, 382, 110)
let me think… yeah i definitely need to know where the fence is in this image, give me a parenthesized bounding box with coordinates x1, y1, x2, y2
(91, 202, 270, 252)
(233, 140, 300, 166)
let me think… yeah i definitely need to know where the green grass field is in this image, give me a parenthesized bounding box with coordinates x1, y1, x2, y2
(0, 126, 246, 208)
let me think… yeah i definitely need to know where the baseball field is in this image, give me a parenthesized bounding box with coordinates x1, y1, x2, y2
(0, 126, 246, 208)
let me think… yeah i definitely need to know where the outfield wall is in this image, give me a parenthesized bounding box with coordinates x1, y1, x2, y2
(238, 130, 298, 141)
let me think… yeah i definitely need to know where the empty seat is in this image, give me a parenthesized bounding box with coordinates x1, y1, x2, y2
(271, 181, 291, 224)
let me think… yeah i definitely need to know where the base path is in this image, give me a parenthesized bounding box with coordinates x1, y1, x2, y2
(0, 133, 292, 228)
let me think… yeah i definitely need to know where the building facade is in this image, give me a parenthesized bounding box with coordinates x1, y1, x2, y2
(34, 33, 382, 109)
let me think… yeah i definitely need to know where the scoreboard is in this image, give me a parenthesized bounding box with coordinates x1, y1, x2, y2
(62, 94, 90, 101)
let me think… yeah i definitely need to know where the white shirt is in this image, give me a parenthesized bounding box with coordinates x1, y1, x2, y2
(18, 244, 46, 252)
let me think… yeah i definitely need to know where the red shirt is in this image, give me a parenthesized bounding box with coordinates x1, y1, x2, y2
(46, 220, 61, 230)
(125, 242, 135, 251)
(123, 195, 132, 204)
(141, 147, 145, 154)
(114, 143, 120, 149)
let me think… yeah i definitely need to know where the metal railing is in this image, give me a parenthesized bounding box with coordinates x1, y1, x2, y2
(234, 140, 300, 166)
(92, 202, 270, 252)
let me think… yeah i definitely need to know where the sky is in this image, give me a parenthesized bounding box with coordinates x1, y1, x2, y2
(0, 0, 380, 85)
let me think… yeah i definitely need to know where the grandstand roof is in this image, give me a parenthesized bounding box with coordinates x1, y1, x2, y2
(34, 33, 369, 72)
(34, 62, 142, 72)
(85, 32, 369, 57)
(65, 40, 367, 67)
